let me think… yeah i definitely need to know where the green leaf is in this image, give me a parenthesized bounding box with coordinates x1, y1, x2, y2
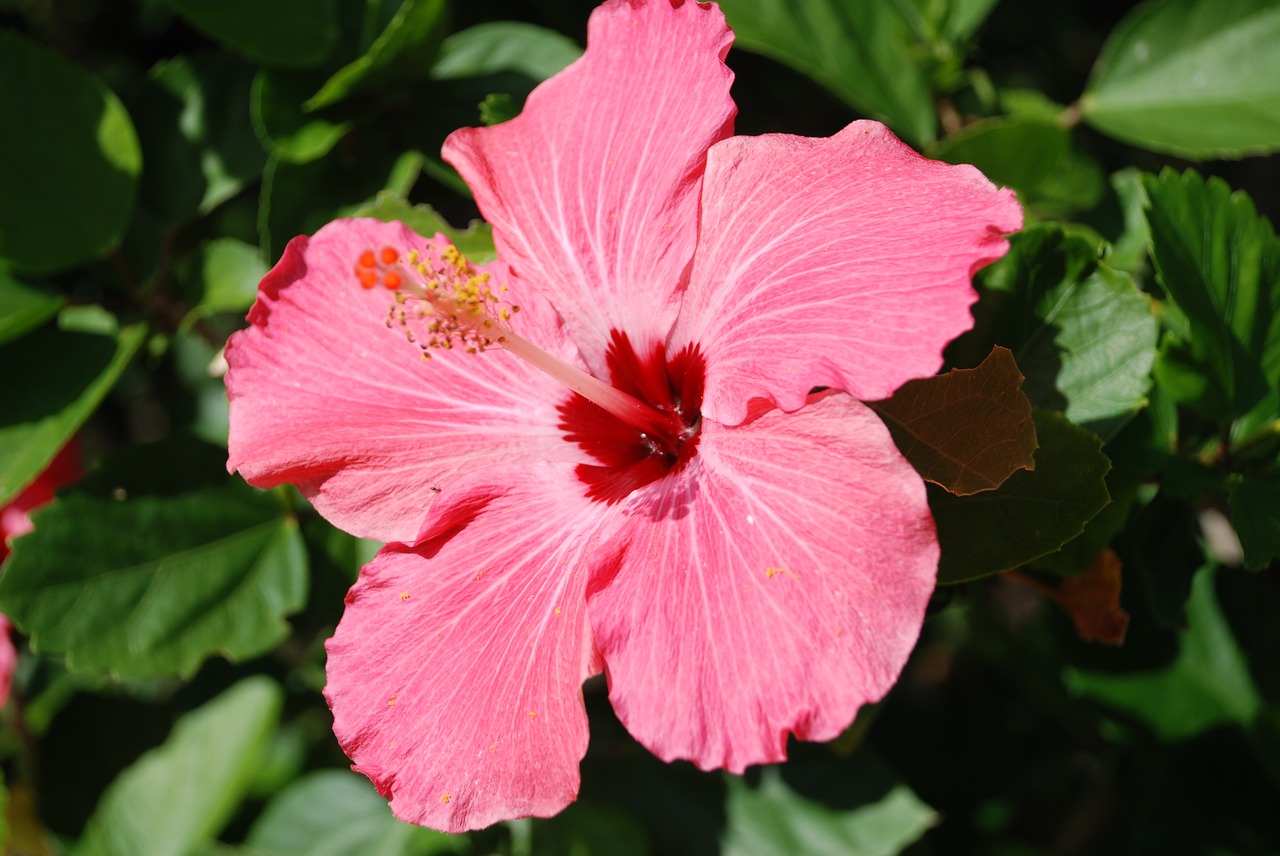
(160, 0, 339, 68)
(76, 678, 282, 856)
(1107, 167, 1152, 273)
(0, 449, 308, 678)
(932, 410, 1112, 583)
(131, 53, 266, 225)
(245, 770, 462, 856)
(0, 322, 145, 505)
(0, 273, 63, 347)
(869, 346, 1037, 496)
(936, 0, 1002, 41)
(478, 92, 519, 126)
(1229, 470, 1280, 570)
(931, 116, 1068, 199)
(306, 0, 450, 111)
(956, 224, 1159, 440)
(354, 192, 495, 263)
(1069, 567, 1262, 740)
(432, 21, 582, 82)
(250, 68, 353, 165)
(722, 0, 936, 144)
(0, 31, 141, 274)
(180, 237, 268, 329)
(260, 147, 423, 260)
(1081, 0, 1280, 158)
(1143, 169, 1280, 420)
(721, 767, 934, 856)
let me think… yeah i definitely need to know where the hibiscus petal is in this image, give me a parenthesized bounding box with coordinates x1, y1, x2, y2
(586, 393, 937, 772)
(226, 218, 584, 542)
(672, 121, 1023, 425)
(442, 0, 736, 375)
(325, 464, 618, 832)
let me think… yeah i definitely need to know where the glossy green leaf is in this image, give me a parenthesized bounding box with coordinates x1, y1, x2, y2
(0, 323, 145, 505)
(932, 410, 1112, 583)
(354, 192, 495, 263)
(160, 0, 339, 68)
(1070, 568, 1261, 740)
(306, 0, 450, 111)
(432, 21, 582, 82)
(0, 31, 141, 274)
(957, 224, 1159, 440)
(0, 472, 307, 678)
(870, 346, 1037, 496)
(246, 770, 462, 856)
(0, 274, 63, 347)
(722, 0, 935, 144)
(722, 767, 934, 856)
(76, 678, 282, 856)
(131, 53, 266, 225)
(1229, 470, 1280, 570)
(1144, 169, 1280, 420)
(181, 237, 268, 329)
(931, 116, 1069, 199)
(1081, 0, 1280, 158)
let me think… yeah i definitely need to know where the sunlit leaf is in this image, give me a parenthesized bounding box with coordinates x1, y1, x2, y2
(870, 346, 1036, 495)
(1082, 0, 1280, 158)
(354, 192, 496, 263)
(0, 440, 307, 678)
(931, 116, 1068, 199)
(932, 410, 1111, 583)
(76, 678, 282, 856)
(0, 31, 141, 274)
(432, 21, 582, 82)
(1144, 169, 1280, 421)
(180, 237, 268, 329)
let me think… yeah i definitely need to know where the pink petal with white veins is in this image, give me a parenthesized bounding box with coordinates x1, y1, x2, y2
(226, 218, 585, 543)
(587, 393, 937, 772)
(325, 464, 619, 832)
(443, 0, 736, 375)
(673, 121, 1023, 425)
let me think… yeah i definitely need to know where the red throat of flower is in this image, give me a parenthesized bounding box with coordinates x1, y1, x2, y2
(354, 240, 705, 503)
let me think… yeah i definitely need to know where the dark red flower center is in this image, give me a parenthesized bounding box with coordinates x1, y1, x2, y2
(559, 330, 706, 504)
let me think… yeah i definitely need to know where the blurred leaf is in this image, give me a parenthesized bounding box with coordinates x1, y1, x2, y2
(132, 53, 266, 225)
(0, 273, 63, 346)
(245, 769, 462, 856)
(931, 116, 1068, 199)
(1082, 0, 1280, 158)
(1070, 567, 1261, 740)
(0, 323, 144, 505)
(0, 31, 141, 274)
(160, 0, 339, 68)
(76, 678, 282, 856)
(306, 0, 450, 111)
(935, 0, 1002, 41)
(870, 346, 1037, 495)
(0, 453, 307, 677)
(478, 92, 519, 126)
(1018, 548, 1130, 644)
(260, 147, 423, 260)
(181, 237, 268, 328)
(723, 0, 935, 144)
(1144, 169, 1280, 420)
(251, 68, 353, 165)
(1229, 470, 1280, 570)
(532, 803, 651, 856)
(932, 410, 1111, 583)
(354, 192, 495, 262)
(432, 21, 582, 81)
(722, 767, 933, 856)
(1107, 167, 1152, 273)
(957, 225, 1159, 440)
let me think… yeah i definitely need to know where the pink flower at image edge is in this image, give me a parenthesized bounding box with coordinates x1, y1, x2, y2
(0, 441, 83, 707)
(225, 0, 1022, 833)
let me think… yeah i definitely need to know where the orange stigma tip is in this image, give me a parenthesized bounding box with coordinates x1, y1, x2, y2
(357, 268, 378, 289)
(358, 250, 376, 269)
(380, 246, 399, 265)
(383, 271, 402, 290)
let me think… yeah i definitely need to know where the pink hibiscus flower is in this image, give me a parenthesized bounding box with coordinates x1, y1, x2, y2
(1, 440, 83, 706)
(226, 0, 1020, 832)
